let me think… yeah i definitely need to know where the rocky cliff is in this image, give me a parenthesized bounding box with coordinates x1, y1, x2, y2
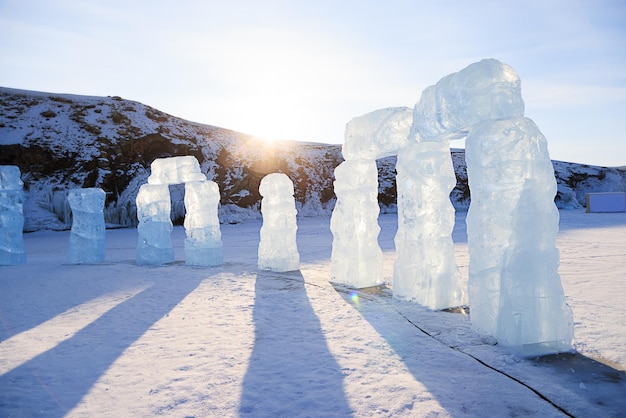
(1, 87, 624, 231)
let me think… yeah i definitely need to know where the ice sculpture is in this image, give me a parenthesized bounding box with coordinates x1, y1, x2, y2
(342, 107, 413, 160)
(148, 156, 206, 185)
(330, 159, 383, 287)
(417, 58, 572, 355)
(258, 173, 300, 272)
(466, 117, 573, 355)
(0, 165, 26, 265)
(330, 107, 412, 288)
(137, 155, 223, 266)
(393, 141, 464, 309)
(67, 188, 106, 264)
(184, 180, 223, 266)
(391, 82, 466, 309)
(335, 58, 573, 355)
(412, 60, 524, 141)
(136, 184, 174, 265)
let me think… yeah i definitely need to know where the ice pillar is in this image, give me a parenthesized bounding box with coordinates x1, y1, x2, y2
(0, 165, 26, 265)
(67, 188, 106, 264)
(466, 117, 573, 356)
(136, 183, 174, 265)
(330, 160, 383, 287)
(330, 107, 411, 288)
(393, 141, 464, 309)
(258, 173, 300, 272)
(184, 180, 223, 266)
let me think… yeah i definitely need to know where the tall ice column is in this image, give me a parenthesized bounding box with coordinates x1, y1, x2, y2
(393, 141, 464, 309)
(258, 173, 300, 272)
(67, 188, 106, 264)
(136, 183, 174, 265)
(0, 165, 26, 265)
(330, 159, 383, 287)
(184, 180, 223, 266)
(466, 117, 573, 356)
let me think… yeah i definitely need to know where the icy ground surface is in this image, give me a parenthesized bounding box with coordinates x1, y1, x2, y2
(1, 210, 625, 417)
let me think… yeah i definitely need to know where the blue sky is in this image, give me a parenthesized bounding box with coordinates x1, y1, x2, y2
(1, 0, 625, 166)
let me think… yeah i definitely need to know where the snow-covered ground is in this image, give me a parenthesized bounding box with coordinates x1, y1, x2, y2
(1, 209, 625, 417)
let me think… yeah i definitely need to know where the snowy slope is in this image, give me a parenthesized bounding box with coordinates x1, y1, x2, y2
(0, 87, 342, 231)
(1, 87, 625, 232)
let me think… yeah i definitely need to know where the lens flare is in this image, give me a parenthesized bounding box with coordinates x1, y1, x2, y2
(349, 291, 361, 308)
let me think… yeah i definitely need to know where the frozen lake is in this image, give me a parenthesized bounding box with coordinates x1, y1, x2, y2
(1, 209, 624, 416)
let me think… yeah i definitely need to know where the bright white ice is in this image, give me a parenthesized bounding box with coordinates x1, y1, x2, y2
(330, 159, 383, 288)
(258, 173, 300, 272)
(66, 188, 106, 264)
(342, 107, 413, 160)
(393, 141, 464, 309)
(184, 180, 223, 267)
(412, 59, 524, 141)
(330, 108, 412, 288)
(0, 210, 624, 417)
(147, 156, 206, 186)
(466, 117, 574, 355)
(135, 184, 174, 265)
(403, 58, 573, 354)
(0, 165, 26, 265)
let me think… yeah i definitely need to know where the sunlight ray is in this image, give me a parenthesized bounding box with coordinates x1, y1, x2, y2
(0, 285, 149, 375)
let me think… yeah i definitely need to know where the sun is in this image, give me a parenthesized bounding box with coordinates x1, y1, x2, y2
(237, 93, 307, 143)
(216, 28, 328, 143)
(250, 134, 276, 145)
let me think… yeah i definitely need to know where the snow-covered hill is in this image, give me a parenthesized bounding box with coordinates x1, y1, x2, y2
(1, 87, 624, 231)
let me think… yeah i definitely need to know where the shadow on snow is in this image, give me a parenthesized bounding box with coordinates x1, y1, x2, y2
(0, 273, 203, 417)
(335, 286, 626, 417)
(239, 270, 352, 417)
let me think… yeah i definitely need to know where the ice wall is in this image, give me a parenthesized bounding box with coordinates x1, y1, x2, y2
(393, 141, 464, 309)
(184, 180, 223, 267)
(258, 173, 300, 272)
(466, 117, 573, 355)
(67, 188, 106, 264)
(136, 184, 174, 265)
(330, 159, 383, 287)
(0, 165, 26, 265)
